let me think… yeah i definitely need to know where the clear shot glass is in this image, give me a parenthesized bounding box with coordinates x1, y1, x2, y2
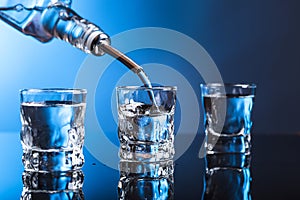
(201, 83, 256, 154)
(20, 88, 87, 172)
(116, 86, 177, 161)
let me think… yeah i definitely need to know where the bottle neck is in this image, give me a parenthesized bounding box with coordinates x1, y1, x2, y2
(41, 4, 110, 56)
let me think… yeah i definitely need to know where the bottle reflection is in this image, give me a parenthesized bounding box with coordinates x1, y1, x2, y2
(21, 170, 84, 200)
(204, 154, 251, 200)
(118, 160, 174, 200)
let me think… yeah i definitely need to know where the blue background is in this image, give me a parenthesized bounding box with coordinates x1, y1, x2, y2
(1, 0, 300, 134)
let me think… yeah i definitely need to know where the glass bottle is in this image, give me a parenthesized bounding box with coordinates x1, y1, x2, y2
(0, 0, 110, 56)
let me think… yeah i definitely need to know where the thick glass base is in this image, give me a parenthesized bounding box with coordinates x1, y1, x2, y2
(22, 149, 84, 172)
(206, 133, 251, 155)
(119, 141, 175, 162)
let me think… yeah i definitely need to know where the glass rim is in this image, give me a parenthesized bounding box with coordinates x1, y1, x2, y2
(200, 83, 256, 89)
(116, 86, 177, 91)
(20, 88, 87, 94)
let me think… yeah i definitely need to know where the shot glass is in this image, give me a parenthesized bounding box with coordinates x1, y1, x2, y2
(200, 83, 256, 154)
(116, 86, 177, 161)
(20, 88, 87, 172)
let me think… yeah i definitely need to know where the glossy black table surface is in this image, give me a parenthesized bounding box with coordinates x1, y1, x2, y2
(0, 132, 299, 200)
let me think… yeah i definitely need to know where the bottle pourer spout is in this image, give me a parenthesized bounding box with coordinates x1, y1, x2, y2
(90, 32, 111, 56)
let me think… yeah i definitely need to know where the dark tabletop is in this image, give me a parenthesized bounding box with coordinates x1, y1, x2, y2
(0, 132, 299, 200)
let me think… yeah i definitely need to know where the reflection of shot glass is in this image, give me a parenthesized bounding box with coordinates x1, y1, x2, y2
(21, 170, 84, 199)
(201, 83, 256, 154)
(20, 89, 87, 172)
(118, 160, 174, 200)
(116, 86, 177, 161)
(205, 153, 252, 200)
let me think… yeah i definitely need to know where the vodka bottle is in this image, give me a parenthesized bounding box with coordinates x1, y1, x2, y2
(0, 0, 110, 56)
(0, 0, 153, 89)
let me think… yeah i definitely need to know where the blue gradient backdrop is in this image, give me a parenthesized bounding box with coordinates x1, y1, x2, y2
(0, 0, 300, 134)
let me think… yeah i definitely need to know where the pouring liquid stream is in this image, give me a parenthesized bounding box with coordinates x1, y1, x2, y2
(100, 44, 160, 110)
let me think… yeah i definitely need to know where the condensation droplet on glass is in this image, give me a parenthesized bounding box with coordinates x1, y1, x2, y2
(15, 4, 24, 12)
(32, 175, 38, 188)
(127, 122, 133, 130)
(68, 128, 78, 142)
(59, 10, 69, 19)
